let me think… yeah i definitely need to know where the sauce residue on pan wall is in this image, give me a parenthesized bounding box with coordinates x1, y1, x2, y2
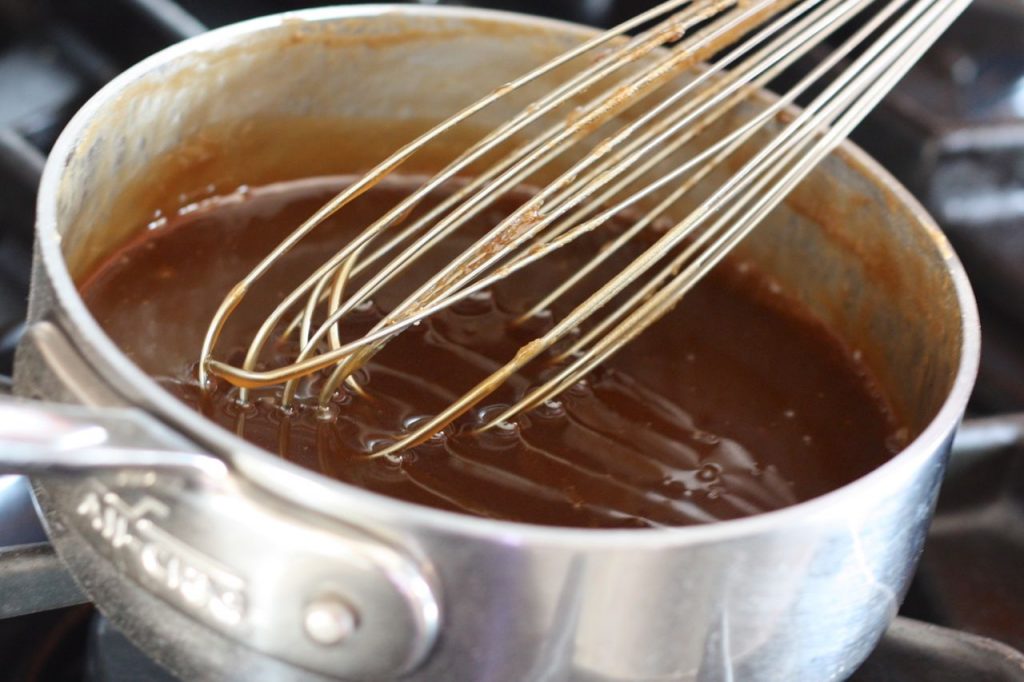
(79, 175, 907, 528)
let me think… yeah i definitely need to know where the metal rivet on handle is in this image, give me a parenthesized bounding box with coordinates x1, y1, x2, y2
(304, 596, 359, 646)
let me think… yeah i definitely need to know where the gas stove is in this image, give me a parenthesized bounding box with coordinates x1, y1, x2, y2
(0, 1, 1022, 680)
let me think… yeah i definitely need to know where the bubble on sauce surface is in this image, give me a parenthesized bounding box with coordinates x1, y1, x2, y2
(696, 463, 722, 484)
(566, 379, 591, 397)
(533, 399, 567, 420)
(469, 405, 522, 449)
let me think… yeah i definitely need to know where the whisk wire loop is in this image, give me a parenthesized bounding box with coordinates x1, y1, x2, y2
(485, 0, 967, 431)
(234, 0, 739, 403)
(201, 0, 970, 456)
(311, 0, 795, 404)
(199, 0, 697, 390)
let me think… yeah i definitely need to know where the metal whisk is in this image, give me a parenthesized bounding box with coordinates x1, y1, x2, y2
(199, 0, 969, 456)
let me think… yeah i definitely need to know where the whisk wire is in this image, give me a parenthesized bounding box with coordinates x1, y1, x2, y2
(381, 0, 964, 451)
(481, 0, 967, 432)
(238, 0, 740, 400)
(200, 0, 698, 390)
(313, 0, 803, 403)
(255, 0, 761, 406)
(201, 0, 970, 456)
(511, 0, 879, 322)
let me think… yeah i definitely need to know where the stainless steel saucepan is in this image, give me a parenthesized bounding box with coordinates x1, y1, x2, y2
(1, 6, 979, 681)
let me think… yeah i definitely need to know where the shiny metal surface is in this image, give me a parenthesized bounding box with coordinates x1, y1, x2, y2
(4, 411, 1019, 627)
(0, 396, 224, 477)
(5, 6, 979, 681)
(15, 331, 441, 678)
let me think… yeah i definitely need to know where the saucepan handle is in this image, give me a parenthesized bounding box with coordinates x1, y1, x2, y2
(0, 396, 226, 478)
(7, 319, 441, 678)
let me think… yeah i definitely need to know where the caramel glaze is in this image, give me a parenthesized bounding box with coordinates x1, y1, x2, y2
(79, 175, 905, 528)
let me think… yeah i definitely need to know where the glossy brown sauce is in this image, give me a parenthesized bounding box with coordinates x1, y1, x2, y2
(79, 175, 905, 528)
